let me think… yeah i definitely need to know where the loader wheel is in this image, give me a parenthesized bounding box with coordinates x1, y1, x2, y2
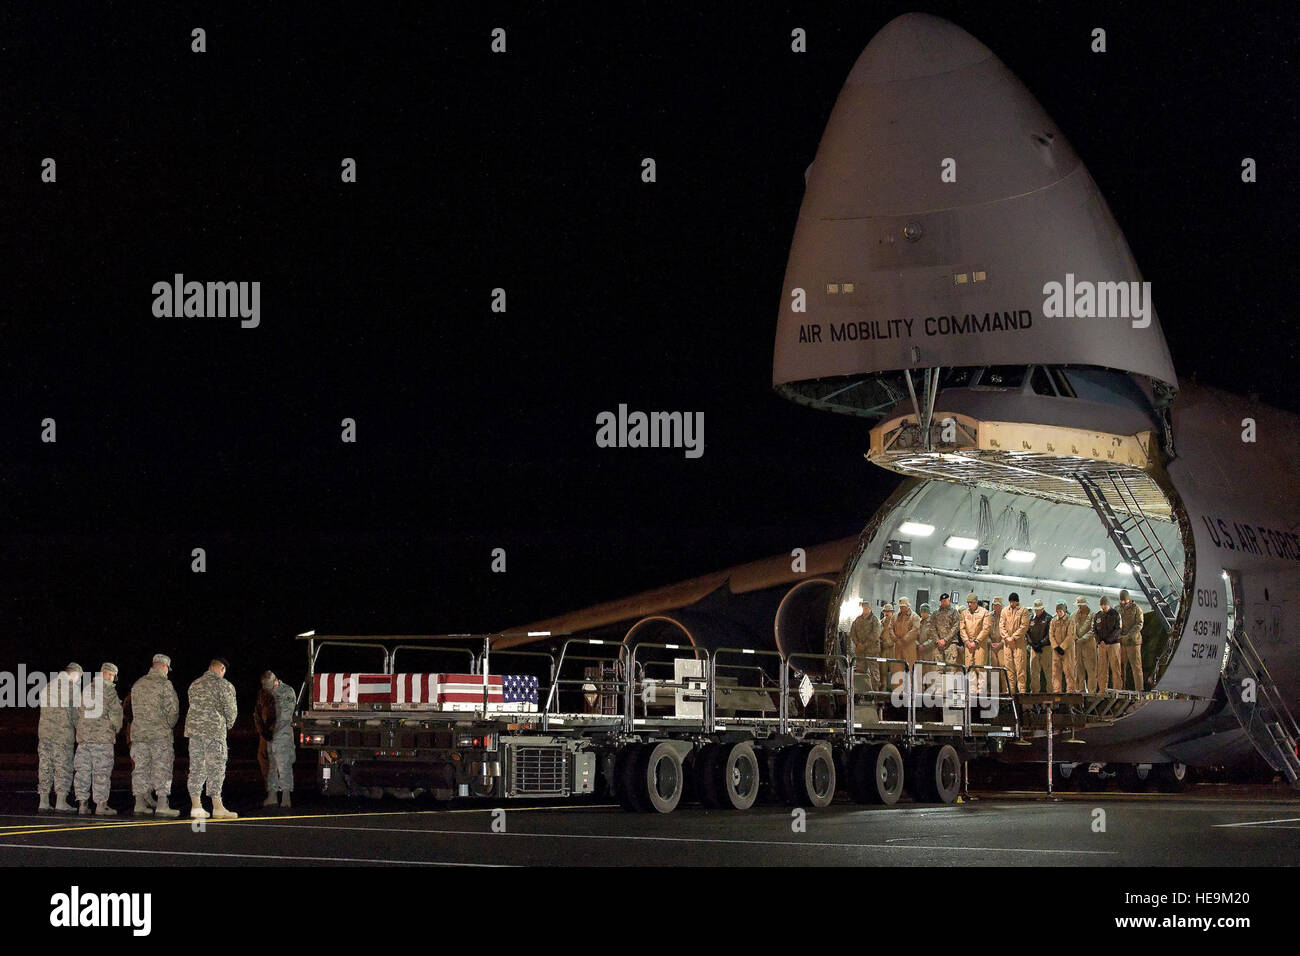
(637, 742, 684, 814)
(614, 744, 646, 812)
(716, 742, 760, 810)
(774, 746, 801, 805)
(1153, 761, 1189, 793)
(851, 743, 904, 805)
(694, 744, 723, 808)
(797, 742, 837, 808)
(906, 746, 937, 802)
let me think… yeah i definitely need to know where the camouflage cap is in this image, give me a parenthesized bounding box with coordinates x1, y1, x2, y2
(65, 662, 83, 674)
(919, 603, 931, 613)
(966, 592, 978, 603)
(1056, 601, 1067, 610)
(992, 596, 1004, 606)
(260, 670, 277, 691)
(1076, 596, 1089, 605)
(882, 603, 895, 613)
(152, 654, 171, 667)
(897, 597, 910, 606)
(1032, 600, 1044, 609)
(101, 662, 118, 675)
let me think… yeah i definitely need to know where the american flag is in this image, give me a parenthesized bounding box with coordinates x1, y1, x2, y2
(503, 674, 539, 707)
(314, 673, 393, 706)
(435, 674, 503, 704)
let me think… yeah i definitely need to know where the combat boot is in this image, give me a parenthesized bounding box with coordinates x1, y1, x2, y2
(262, 791, 278, 807)
(96, 804, 117, 816)
(54, 793, 73, 813)
(281, 792, 291, 809)
(133, 795, 153, 816)
(144, 792, 157, 810)
(78, 801, 91, 815)
(211, 798, 238, 819)
(190, 796, 209, 819)
(38, 793, 52, 813)
(154, 794, 180, 819)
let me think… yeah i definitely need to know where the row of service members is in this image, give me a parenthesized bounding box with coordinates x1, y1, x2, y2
(837, 590, 1147, 696)
(34, 656, 298, 818)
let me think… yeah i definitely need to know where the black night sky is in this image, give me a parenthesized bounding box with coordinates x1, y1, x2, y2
(1, 2, 1296, 692)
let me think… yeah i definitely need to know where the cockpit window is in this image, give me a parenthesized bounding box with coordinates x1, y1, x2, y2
(1030, 365, 1056, 396)
(940, 367, 976, 388)
(1050, 367, 1076, 398)
(978, 365, 1025, 389)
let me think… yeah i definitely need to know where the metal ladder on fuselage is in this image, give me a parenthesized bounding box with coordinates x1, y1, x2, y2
(1223, 625, 1300, 786)
(1076, 470, 1180, 630)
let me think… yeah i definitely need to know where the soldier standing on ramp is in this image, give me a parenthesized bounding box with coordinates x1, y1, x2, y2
(261, 671, 297, 808)
(1119, 590, 1146, 690)
(999, 593, 1031, 694)
(129, 654, 181, 817)
(932, 593, 962, 672)
(848, 599, 881, 691)
(1073, 597, 1098, 692)
(186, 658, 239, 819)
(37, 662, 83, 813)
(959, 593, 991, 694)
(1049, 601, 1078, 693)
(74, 663, 123, 815)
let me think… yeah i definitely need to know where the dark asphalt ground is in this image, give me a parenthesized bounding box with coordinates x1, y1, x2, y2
(2, 784, 1298, 866)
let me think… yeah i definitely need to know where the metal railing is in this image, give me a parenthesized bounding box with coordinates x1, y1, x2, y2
(965, 664, 1017, 732)
(625, 642, 711, 733)
(541, 638, 629, 732)
(390, 643, 476, 675)
(711, 647, 784, 731)
(784, 652, 854, 736)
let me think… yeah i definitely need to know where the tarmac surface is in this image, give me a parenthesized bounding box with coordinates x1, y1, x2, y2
(2, 784, 1298, 866)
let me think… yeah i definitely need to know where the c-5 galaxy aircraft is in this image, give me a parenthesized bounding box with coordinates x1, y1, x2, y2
(500, 13, 1300, 789)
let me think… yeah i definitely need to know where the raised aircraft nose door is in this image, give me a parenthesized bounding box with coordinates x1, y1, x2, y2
(772, 14, 1176, 419)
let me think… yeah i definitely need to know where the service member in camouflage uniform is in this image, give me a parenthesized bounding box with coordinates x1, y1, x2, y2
(1073, 597, 1098, 692)
(878, 604, 897, 691)
(37, 662, 84, 812)
(185, 658, 239, 819)
(74, 663, 123, 815)
(129, 654, 180, 817)
(849, 599, 882, 691)
(889, 599, 920, 690)
(931, 593, 962, 670)
(1118, 590, 1146, 691)
(261, 671, 297, 808)
(915, 603, 939, 681)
